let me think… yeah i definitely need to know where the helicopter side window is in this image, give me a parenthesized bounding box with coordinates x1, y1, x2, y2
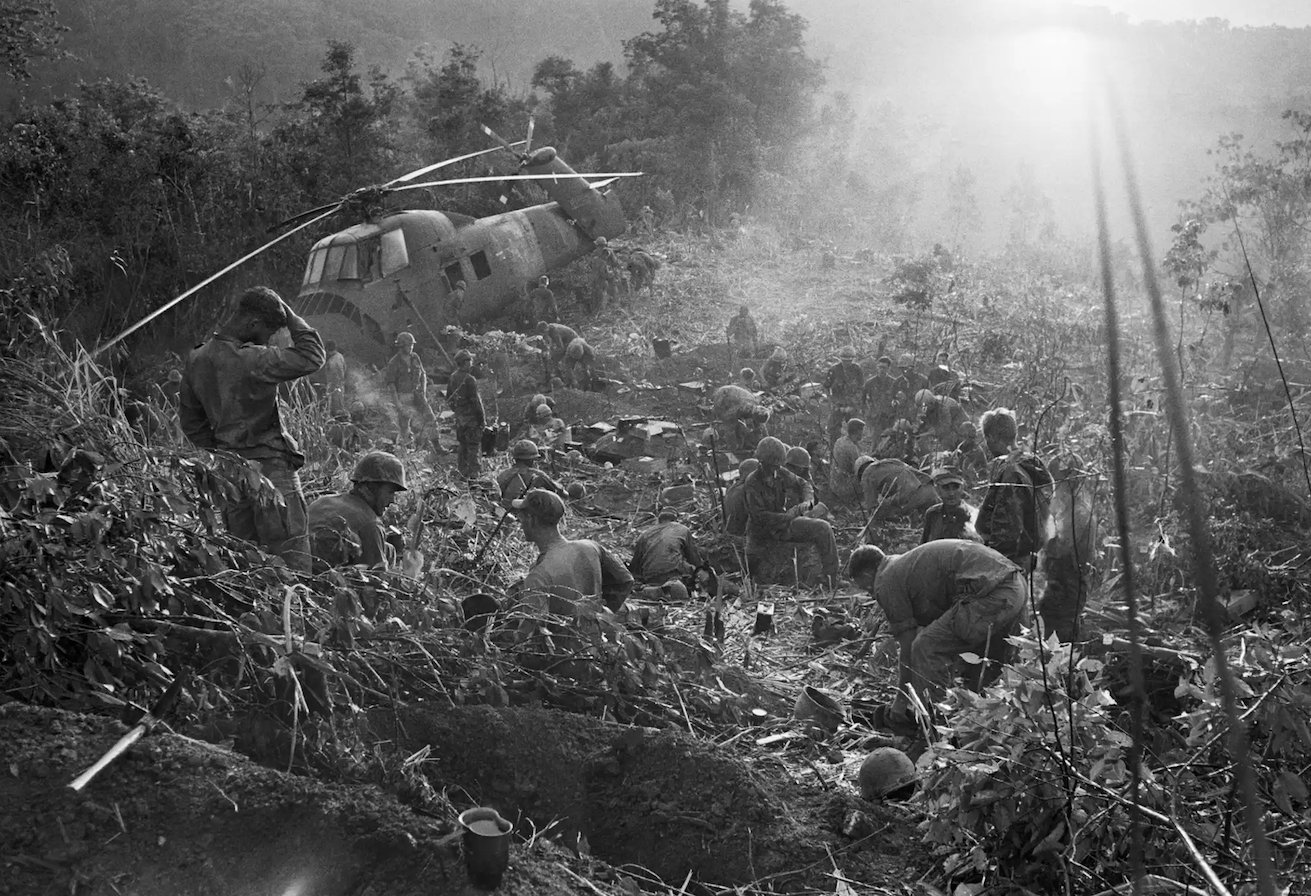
(470, 250, 492, 280)
(380, 230, 408, 276)
(443, 262, 464, 288)
(324, 244, 350, 281)
(337, 244, 360, 280)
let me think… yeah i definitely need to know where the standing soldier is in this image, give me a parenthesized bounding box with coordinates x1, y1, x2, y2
(928, 349, 961, 398)
(861, 356, 900, 445)
(824, 346, 866, 451)
(726, 304, 759, 360)
(384, 332, 433, 449)
(975, 408, 1054, 572)
(897, 354, 930, 418)
(446, 280, 467, 327)
(178, 286, 324, 572)
(529, 276, 558, 325)
(447, 349, 486, 480)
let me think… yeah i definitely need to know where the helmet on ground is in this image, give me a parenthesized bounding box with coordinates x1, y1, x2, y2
(785, 446, 811, 468)
(534, 404, 553, 421)
(858, 746, 917, 800)
(511, 439, 541, 460)
(914, 388, 935, 406)
(351, 451, 407, 490)
(566, 340, 585, 360)
(455, 349, 473, 364)
(755, 436, 787, 466)
(566, 482, 586, 500)
(395, 332, 416, 346)
(840, 346, 857, 361)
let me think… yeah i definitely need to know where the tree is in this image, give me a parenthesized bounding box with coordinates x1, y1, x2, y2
(0, 0, 67, 81)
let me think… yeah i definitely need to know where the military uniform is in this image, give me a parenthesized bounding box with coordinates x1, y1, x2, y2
(630, 519, 703, 600)
(976, 452, 1054, 568)
(743, 466, 839, 587)
(862, 371, 900, 442)
(307, 492, 389, 571)
(563, 337, 596, 390)
(496, 465, 563, 508)
(726, 310, 759, 356)
(920, 503, 978, 543)
(384, 350, 433, 447)
(829, 435, 863, 504)
(178, 317, 324, 572)
(542, 323, 579, 380)
(529, 285, 558, 324)
(824, 359, 865, 450)
(447, 364, 486, 479)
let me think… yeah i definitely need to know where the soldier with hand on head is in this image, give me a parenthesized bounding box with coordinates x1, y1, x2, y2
(179, 285, 324, 572)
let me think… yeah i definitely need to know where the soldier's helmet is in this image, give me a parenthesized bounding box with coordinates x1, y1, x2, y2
(785, 446, 811, 468)
(738, 458, 761, 477)
(594, 237, 608, 248)
(351, 451, 408, 490)
(539, 276, 549, 286)
(395, 332, 416, 346)
(772, 346, 787, 360)
(511, 439, 541, 461)
(455, 349, 473, 364)
(755, 436, 787, 466)
(840, 346, 857, 361)
(914, 388, 936, 406)
(167, 369, 182, 384)
(857, 747, 917, 801)
(566, 341, 585, 361)
(740, 367, 755, 381)
(534, 404, 553, 421)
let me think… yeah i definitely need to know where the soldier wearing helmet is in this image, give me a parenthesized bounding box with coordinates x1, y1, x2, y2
(563, 336, 597, 390)
(710, 383, 768, 452)
(527, 403, 567, 451)
(761, 345, 788, 390)
(496, 439, 564, 508)
(927, 349, 960, 398)
(848, 540, 1025, 736)
(446, 279, 467, 325)
(743, 436, 840, 588)
(308, 450, 419, 574)
(536, 321, 580, 382)
(384, 331, 435, 449)
(726, 304, 759, 360)
(824, 346, 865, 452)
(529, 275, 558, 325)
(723, 457, 760, 539)
(861, 356, 899, 445)
(447, 348, 485, 479)
(784, 444, 829, 520)
(179, 285, 325, 571)
(914, 389, 969, 454)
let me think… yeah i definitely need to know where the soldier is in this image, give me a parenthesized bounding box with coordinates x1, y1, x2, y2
(160, 368, 183, 408)
(711, 383, 768, 452)
(446, 279, 467, 326)
(914, 389, 970, 453)
(744, 436, 840, 589)
(308, 451, 420, 574)
(785, 445, 829, 519)
(631, 509, 703, 601)
(849, 540, 1026, 736)
(726, 304, 759, 359)
(529, 276, 558, 325)
(511, 488, 634, 613)
(861, 356, 900, 445)
(564, 337, 597, 390)
(928, 349, 960, 398)
(178, 286, 324, 571)
(447, 349, 486, 480)
(528, 403, 567, 451)
(762, 346, 787, 390)
(920, 466, 979, 544)
(626, 248, 659, 294)
(384, 332, 434, 448)
(591, 237, 621, 309)
(496, 439, 564, 508)
(537, 321, 580, 382)
(897, 355, 930, 418)
(723, 457, 759, 540)
(824, 346, 866, 451)
(830, 417, 865, 505)
(738, 367, 757, 387)
(975, 408, 1054, 571)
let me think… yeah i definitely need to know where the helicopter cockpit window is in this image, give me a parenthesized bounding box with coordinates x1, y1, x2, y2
(380, 230, 408, 276)
(336, 244, 359, 280)
(358, 237, 383, 282)
(470, 250, 492, 280)
(304, 248, 328, 287)
(324, 244, 354, 282)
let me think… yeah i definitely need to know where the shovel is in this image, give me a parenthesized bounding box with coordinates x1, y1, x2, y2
(69, 676, 187, 791)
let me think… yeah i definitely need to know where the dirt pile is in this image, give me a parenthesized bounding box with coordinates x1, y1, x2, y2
(0, 703, 626, 896)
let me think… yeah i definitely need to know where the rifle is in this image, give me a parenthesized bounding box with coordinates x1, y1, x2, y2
(707, 433, 728, 533)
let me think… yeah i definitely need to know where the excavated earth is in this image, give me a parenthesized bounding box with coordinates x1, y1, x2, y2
(1, 702, 927, 895)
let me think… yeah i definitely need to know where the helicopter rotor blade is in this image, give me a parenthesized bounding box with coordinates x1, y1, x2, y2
(268, 200, 344, 233)
(481, 123, 525, 161)
(389, 172, 644, 193)
(92, 207, 339, 358)
(383, 143, 525, 188)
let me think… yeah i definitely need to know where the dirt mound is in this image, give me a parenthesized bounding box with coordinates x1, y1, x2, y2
(363, 704, 920, 890)
(0, 703, 614, 896)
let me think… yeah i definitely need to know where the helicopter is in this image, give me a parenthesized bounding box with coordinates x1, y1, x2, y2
(293, 124, 638, 366)
(94, 122, 640, 365)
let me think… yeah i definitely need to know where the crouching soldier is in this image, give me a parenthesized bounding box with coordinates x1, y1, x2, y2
(849, 540, 1025, 736)
(630, 509, 703, 601)
(308, 451, 421, 575)
(744, 437, 840, 589)
(496, 439, 564, 509)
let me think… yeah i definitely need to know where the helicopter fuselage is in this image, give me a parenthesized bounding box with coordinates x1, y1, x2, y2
(294, 147, 625, 367)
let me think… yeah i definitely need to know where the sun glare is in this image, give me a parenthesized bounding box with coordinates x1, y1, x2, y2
(1008, 26, 1094, 105)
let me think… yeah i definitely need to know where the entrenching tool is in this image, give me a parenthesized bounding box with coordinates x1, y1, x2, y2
(69, 676, 187, 791)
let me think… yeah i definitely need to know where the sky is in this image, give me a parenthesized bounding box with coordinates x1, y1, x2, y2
(1079, 0, 1311, 27)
